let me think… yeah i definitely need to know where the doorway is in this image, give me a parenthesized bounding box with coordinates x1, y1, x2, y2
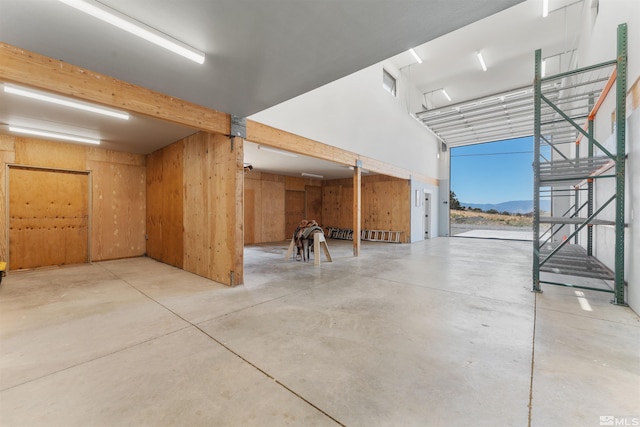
(8, 166, 90, 270)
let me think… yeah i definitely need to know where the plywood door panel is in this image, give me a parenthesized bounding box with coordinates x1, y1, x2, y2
(285, 190, 305, 239)
(145, 149, 164, 261)
(305, 185, 322, 226)
(145, 141, 184, 269)
(261, 180, 285, 242)
(163, 142, 184, 268)
(183, 133, 211, 277)
(89, 161, 146, 261)
(9, 167, 89, 270)
(209, 134, 243, 285)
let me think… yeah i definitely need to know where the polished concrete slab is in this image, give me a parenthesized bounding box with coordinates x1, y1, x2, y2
(1, 238, 638, 426)
(453, 229, 533, 241)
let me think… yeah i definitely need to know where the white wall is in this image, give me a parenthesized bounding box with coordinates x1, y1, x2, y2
(250, 60, 440, 184)
(575, 0, 640, 311)
(250, 60, 442, 239)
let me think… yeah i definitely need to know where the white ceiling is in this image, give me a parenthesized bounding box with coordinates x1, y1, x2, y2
(0, 0, 523, 118)
(390, 0, 586, 109)
(0, 0, 586, 178)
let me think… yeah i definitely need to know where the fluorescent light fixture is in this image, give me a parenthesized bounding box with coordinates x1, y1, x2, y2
(4, 83, 129, 120)
(58, 0, 205, 64)
(477, 52, 487, 71)
(542, 0, 549, 17)
(9, 125, 100, 145)
(541, 59, 547, 77)
(301, 172, 323, 179)
(258, 145, 298, 157)
(409, 48, 423, 64)
(442, 89, 452, 102)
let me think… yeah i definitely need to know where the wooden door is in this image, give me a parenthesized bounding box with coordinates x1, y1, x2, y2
(305, 185, 322, 226)
(285, 190, 305, 239)
(9, 167, 89, 270)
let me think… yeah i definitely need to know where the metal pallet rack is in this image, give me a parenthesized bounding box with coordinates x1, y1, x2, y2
(532, 23, 627, 304)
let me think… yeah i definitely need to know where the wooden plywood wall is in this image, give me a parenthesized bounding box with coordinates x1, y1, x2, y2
(322, 178, 353, 229)
(322, 175, 411, 243)
(243, 172, 284, 243)
(243, 172, 321, 244)
(9, 167, 89, 269)
(306, 185, 323, 225)
(0, 135, 16, 264)
(0, 134, 146, 269)
(87, 149, 146, 261)
(183, 132, 243, 285)
(147, 132, 244, 286)
(146, 140, 184, 268)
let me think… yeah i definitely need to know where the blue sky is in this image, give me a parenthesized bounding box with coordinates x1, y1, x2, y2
(450, 136, 534, 204)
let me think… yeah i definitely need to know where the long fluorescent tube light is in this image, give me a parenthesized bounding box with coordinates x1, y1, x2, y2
(409, 48, 423, 64)
(301, 172, 323, 179)
(58, 0, 205, 64)
(477, 52, 487, 71)
(541, 59, 547, 77)
(4, 83, 129, 120)
(542, 0, 549, 17)
(258, 145, 298, 157)
(9, 126, 101, 145)
(442, 89, 452, 102)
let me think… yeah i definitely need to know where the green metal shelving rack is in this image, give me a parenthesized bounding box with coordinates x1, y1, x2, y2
(532, 23, 627, 304)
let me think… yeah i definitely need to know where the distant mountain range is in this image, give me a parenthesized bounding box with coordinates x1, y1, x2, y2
(460, 200, 551, 214)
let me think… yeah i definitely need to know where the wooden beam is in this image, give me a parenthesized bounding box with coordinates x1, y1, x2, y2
(353, 166, 361, 257)
(0, 42, 230, 135)
(247, 120, 356, 165)
(246, 120, 439, 186)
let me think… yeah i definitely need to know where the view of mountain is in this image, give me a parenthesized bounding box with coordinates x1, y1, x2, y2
(460, 200, 550, 214)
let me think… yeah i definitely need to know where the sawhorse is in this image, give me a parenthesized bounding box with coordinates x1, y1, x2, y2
(285, 233, 333, 265)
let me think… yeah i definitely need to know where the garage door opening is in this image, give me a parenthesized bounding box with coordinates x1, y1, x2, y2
(449, 137, 540, 241)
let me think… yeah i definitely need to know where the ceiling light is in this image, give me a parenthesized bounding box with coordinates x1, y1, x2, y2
(301, 172, 323, 179)
(258, 145, 298, 157)
(541, 59, 547, 77)
(409, 48, 423, 64)
(442, 89, 452, 102)
(542, 0, 549, 17)
(477, 52, 487, 71)
(3, 83, 129, 120)
(58, 0, 205, 64)
(9, 125, 100, 145)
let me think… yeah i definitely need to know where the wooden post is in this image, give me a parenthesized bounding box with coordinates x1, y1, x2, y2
(232, 137, 245, 285)
(353, 163, 361, 257)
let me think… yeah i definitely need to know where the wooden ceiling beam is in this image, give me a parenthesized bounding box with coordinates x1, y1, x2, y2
(0, 42, 230, 135)
(246, 120, 438, 186)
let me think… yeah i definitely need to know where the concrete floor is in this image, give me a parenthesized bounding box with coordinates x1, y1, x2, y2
(1, 238, 638, 426)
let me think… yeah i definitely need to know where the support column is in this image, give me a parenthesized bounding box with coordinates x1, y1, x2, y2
(613, 23, 627, 305)
(231, 136, 245, 285)
(532, 49, 542, 293)
(353, 160, 362, 257)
